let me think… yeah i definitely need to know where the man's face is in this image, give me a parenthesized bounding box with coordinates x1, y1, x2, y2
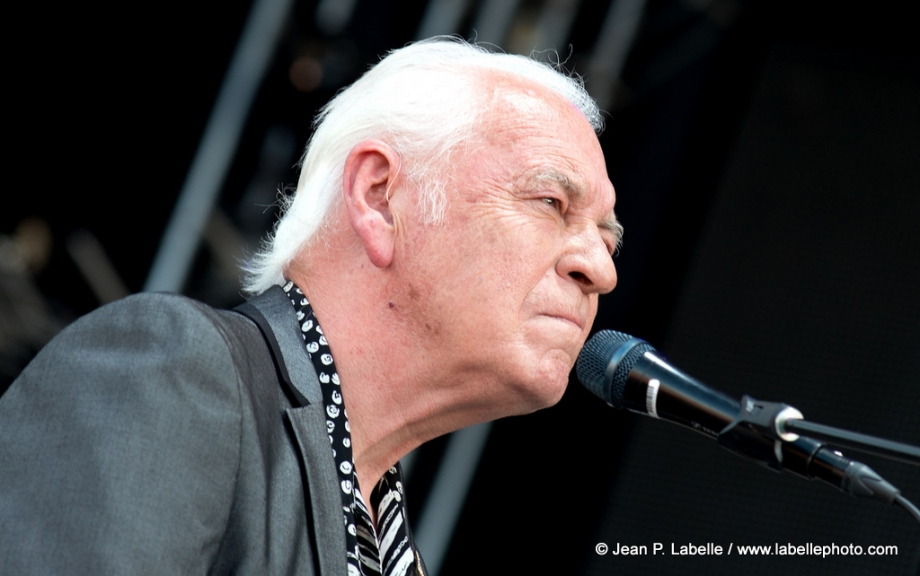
(393, 78, 619, 418)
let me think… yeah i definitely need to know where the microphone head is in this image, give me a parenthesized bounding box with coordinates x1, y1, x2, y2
(576, 330, 656, 409)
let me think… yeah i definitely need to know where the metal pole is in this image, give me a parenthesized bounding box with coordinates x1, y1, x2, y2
(144, 0, 295, 293)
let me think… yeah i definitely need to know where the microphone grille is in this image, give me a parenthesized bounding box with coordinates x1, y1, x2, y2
(577, 330, 655, 409)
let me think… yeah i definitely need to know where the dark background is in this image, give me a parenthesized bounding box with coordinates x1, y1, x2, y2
(5, 1, 918, 574)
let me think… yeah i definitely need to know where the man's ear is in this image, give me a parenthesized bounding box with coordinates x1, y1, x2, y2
(343, 140, 402, 268)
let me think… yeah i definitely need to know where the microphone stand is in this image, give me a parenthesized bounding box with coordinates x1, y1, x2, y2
(780, 417, 920, 466)
(717, 396, 920, 525)
(716, 394, 920, 466)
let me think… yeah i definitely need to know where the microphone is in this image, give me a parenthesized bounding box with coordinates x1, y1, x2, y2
(577, 331, 741, 435)
(576, 330, 900, 504)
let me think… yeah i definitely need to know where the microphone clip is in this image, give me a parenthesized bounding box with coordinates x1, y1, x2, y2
(717, 396, 804, 472)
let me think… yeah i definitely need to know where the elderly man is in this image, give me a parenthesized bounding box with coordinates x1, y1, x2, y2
(0, 38, 620, 575)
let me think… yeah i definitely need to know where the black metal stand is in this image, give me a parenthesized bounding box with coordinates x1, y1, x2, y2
(715, 396, 915, 509)
(781, 418, 920, 466)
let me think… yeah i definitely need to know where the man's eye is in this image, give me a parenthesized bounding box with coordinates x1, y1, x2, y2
(542, 197, 561, 210)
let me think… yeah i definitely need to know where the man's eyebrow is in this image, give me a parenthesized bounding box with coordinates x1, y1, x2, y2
(529, 169, 582, 200)
(602, 216, 624, 250)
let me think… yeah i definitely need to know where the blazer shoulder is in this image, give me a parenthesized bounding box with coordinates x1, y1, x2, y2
(0, 293, 254, 573)
(235, 286, 323, 407)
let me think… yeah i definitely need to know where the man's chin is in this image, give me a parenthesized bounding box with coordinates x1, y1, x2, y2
(519, 382, 568, 414)
(511, 357, 573, 412)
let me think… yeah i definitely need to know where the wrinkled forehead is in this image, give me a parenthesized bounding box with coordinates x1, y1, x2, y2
(494, 85, 561, 116)
(472, 65, 597, 124)
(451, 70, 611, 185)
(476, 74, 607, 162)
(480, 74, 573, 126)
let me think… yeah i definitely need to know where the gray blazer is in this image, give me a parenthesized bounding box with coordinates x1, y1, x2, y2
(0, 287, 348, 574)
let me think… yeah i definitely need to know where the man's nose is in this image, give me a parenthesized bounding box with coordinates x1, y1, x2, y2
(556, 227, 618, 295)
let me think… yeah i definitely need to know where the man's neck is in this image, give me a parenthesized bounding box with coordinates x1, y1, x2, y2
(286, 250, 515, 491)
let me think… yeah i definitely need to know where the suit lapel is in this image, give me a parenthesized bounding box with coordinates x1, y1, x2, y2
(236, 287, 348, 574)
(285, 406, 349, 574)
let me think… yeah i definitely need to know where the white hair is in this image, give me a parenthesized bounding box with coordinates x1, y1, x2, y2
(242, 37, 602, 295)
